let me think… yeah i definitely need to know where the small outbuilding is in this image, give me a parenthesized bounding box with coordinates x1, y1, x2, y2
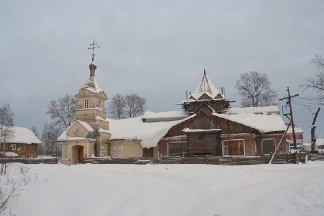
(0, 126, 41, 158)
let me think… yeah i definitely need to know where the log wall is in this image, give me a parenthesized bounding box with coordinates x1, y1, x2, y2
(0, 143, 38, 158)
(255, 133, 288, 156)
(221, 133, 256, 156)
(213, 115, 258, 134)
(165, 111, 212, 137)
(188, 100, 225, 114)
(158, 136, 187, 157)
(187, 132, 222, 156)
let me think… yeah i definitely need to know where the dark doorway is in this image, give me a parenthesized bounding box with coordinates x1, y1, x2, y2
(79, 146, 84, 164)
(143, 147, 154, 157)
(262, 139, 275, 155)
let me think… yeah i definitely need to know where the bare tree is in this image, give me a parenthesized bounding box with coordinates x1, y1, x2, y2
(311, 53, 324, 68)
(31, 126, 43, 156)
(31, 126, 39, 139)
(108, 93, 146, 119)
(235, 71, 278, 107)
(108, 94, 126, 119)
(46, 94, 77, 129)
(0, 104, 15, 175)
(124, 94, 146, 118)
(41, 123, 62, 157)
(300, 53, 324, 104)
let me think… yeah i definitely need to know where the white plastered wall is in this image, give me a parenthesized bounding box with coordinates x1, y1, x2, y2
(61, 140, 95, 165)
(110, 140, 143, 158)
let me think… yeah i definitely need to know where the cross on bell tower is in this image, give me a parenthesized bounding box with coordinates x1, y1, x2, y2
(88, 41, 100, 60)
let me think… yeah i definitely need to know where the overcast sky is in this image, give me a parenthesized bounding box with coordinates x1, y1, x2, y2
(1, 0, 324, 141)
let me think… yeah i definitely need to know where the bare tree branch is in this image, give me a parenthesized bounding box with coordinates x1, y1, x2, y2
(125, 94, 146, 118)
(300, 53, 324, 105)
(311, 53, 324, 68)
(235, 71, 278, 107)
(31, 126, 44, 156)
(41, 123, 62, 156)
(46, 94, 77, 129)
(0, 104, 15, 175)
(107, 94, 146, 119)
(108, 94, 126, 119)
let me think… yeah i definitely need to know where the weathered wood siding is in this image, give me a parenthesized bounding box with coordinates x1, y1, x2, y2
(159, 110, 285, 158)
(187, 132, 221, 156)
(195, 103, 214, 116)
(188, 100, 226, 114)
(213, 115, 258, 134)
(221, 133, 256, 156)
(0, 143, 38, 158)
(255, 134, 288, 156)
(165, 111, 212, 137)
(158, 136, 187, 157)
(143, 147, 154, 157)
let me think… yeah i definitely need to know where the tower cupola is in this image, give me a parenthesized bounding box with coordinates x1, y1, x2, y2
(89, 57, 97, 76)
(87, 41, 100, 76)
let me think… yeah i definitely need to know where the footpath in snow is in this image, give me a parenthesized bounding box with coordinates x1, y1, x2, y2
(1, 161, 324, 216)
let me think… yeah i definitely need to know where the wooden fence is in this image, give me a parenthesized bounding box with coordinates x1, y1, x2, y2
(1, 153, 323, 165)
(0, 158, 59, 164)
(82, 152, 324, 165)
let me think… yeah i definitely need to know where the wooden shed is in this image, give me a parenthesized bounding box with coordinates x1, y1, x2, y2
(0, 126, 41, 158)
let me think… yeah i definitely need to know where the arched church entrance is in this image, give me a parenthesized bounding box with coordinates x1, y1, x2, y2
(72, 145, 84, 164)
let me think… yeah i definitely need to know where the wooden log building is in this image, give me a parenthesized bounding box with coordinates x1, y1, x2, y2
(0, 126, 40, 158)
(157, 71, 287, 157)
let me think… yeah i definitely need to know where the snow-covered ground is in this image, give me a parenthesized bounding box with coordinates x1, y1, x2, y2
(2, 161, 324, 216)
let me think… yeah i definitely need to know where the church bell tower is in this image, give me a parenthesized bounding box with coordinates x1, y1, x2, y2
(73, 41, 110, 157)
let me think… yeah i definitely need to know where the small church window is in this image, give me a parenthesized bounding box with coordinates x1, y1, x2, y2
(98, 101, 101, 109)
(84, 100, 89, 109)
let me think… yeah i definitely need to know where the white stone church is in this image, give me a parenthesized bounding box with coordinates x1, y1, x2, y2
(58, 56, 183, 165)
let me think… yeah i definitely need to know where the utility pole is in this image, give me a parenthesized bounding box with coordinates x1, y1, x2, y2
(311, 107, 320, 153)
(279, 87, 299, 150)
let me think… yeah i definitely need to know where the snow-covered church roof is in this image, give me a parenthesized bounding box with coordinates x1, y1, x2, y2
(227, 106, 280, 115)
(190, 70, 224, 100)
(108, 113, 193, 148)
(142, 111, 188, 122)
(78, 76, 104, 94)
(1, 126, 41, 144)
(213, 111, 286, 133)
(57, 120, 95, 141)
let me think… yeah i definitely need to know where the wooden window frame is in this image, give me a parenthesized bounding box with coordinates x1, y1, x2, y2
(222, 139, 245, 156)
(167, 141, 188, 156)
(261, 138, 276, 155)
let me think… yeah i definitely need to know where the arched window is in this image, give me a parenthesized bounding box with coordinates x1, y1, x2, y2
(84, 100, 89, 109)
(98, 101, 101, 109)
